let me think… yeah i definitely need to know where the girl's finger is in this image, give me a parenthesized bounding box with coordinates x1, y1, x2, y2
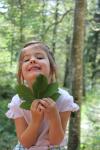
(39, 99, 49, 108)
(42, 98, 54, 105)
(38, 103, 46, 111)
(31, 100, 39, 110)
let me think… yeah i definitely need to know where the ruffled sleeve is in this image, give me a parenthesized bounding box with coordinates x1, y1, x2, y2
(5, 94, 23, 119)
(56, 88, 79, 112)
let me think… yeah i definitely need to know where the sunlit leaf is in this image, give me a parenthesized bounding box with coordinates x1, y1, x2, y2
(44, 82, 59, 97)
(32, 74, 48, 98)
(50, 92, 61, 101)
(16, 84, 34, 101)
(20, 101, 31, 110)
(16, 74, 61, 110)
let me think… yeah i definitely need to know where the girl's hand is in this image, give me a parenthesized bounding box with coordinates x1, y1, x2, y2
(30, 100, 44, 125)
(39, 98, 71, 145)
(39, 98, 59, 121)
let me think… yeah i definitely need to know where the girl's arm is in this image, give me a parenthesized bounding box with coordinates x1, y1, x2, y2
(48, 111, 71, 145)
(39, 98, 71, 145)
(14, 100, 44, 148)
(14, 117, 40, 148)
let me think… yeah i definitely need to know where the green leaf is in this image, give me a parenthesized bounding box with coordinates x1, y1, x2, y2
(16, 74, 61, 110)
(44, 82, 59, 97)
(50, 92, 61, 101)
(32, 74, 48, 98)
(20, 101, 31, 110)
(16, 84, 34, 101)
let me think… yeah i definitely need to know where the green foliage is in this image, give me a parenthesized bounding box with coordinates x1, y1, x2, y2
(81, 88, 100, 150)
(16, 84, 34, 101)
(0, 100, 17, 150)
(0, 0, 99, 149)
(0, 84, 15, 99)
(32, 74, 48, 98)
(16, 74, 60, 110)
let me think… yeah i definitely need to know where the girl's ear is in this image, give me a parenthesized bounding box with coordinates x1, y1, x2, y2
(49, 71, 55, 83)
(21, 72, 24, 84)
(48, 71, 52, 83)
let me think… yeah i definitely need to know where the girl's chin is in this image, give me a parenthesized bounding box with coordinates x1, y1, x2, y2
(26, 72, 49, 84)
(28, 73, 42, 82)
(29, 72, 41, 78)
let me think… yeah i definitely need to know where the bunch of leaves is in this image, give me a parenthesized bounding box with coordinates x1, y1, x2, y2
(16, 74, 61, 110)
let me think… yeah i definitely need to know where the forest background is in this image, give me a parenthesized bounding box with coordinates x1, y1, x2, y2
(0, 0, 100, 150)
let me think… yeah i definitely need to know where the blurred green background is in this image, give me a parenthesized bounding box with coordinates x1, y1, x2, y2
(0, 0, 100, 150)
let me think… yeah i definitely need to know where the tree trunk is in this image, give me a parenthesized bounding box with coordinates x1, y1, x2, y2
(63, 57, 69, 88)
(51, 0, 59, 53)
(41, 0, 46, 41)
(91, 0, 100, 87)
(8, 0, 15, 67)
(67, 1, 86, 150)
(63, 35, 71, 88)
(91, 30, 99, 87)
(19, 0, 24, 47)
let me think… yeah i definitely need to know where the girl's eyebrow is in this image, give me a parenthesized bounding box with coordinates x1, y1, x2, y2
(24, 54, 30, 57)
(35, 52, 45, 56)
(22, 54, 30, 59)
(24, 51, 46, 56)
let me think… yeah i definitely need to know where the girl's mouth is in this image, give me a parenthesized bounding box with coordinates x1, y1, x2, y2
(28, 66, 41, 71)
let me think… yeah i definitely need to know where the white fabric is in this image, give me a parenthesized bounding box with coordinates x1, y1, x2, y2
(6, 88, 79, 150)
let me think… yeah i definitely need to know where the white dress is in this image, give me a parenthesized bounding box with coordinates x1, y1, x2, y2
(6, 88, 79, 150)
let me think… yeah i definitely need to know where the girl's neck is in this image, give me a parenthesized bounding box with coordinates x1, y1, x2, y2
(26, 80, 35, 90)
(26, 75, 52, 89)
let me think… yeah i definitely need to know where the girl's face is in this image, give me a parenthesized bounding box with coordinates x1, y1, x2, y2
(21, 45, 51, 87)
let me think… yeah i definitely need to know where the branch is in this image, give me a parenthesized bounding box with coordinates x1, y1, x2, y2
(92, 27, 100, 32)
(45, 9, 72, 34)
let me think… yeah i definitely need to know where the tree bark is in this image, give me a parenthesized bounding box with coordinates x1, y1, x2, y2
(19, 0, 24, 47)
(41, 0, 46, 41)
(51, 0, 59, 53)
(91, 30, 99, 87)
(67, 1, 86, 150)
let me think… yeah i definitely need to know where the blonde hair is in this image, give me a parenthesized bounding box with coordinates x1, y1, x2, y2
(17, 41, 57, 84)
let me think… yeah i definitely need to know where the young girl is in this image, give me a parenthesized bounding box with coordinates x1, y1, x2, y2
(6, 41, 79, 150)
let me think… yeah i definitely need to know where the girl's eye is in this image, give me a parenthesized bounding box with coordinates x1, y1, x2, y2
(24, 59, 30, 62)
(23, 57, 30, 62)
(36, 55, 44, 59)
(37, 56, 44, 59)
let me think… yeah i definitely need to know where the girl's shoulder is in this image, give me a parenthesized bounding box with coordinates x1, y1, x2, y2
(6, 94, 23, 119)
(58, 88, 74, 102)
(56, 88, 79, 112)
(58, 88, 71, 97)
(8, 94, 21, 108)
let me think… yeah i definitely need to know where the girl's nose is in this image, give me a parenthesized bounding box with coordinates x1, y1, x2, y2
(30, 57, 36, 64)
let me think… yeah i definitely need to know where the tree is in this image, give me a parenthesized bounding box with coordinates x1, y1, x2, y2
(51, 0, 59, 53)
(65, 1, 86, 150)
(91, 0, 100, 87)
